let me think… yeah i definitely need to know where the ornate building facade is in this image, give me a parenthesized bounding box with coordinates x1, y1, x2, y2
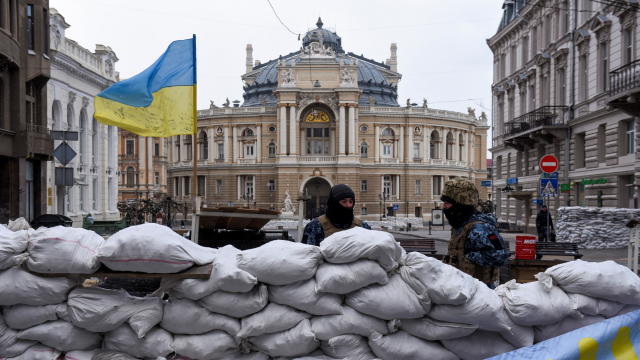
(489, 0, 640, 231)
(168, 19, 489, 220)
(46, 8, 119, 225)
(117, 132, 169, 202)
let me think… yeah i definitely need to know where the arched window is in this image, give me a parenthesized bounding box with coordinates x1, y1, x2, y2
(175, 135, 181, 161)
(185, 135, 192, 161)
(242, 128, 254, 137)
(268, 142, 276, 158)
(430, 131, 440, 159)
(198, 130, 208, 160)
(52, 101, 62, 131)
(79, 110, 87, 163)
(381, 128, 394, 137)
(458, 133, 465, 161)
(446, 132, 454, 160)
(126, 167, 136, 187)
(92, 118, 98, 164)
(360, 142, 368, 158)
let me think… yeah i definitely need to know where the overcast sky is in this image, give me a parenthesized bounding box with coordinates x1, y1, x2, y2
(50, 0, 504, 120)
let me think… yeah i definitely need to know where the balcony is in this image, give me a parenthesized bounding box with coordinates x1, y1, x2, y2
(608, 59, 640, 116)
(299, 156, 337, 163)
(503, 106, 568, 150)
(16, 124, 53, 160)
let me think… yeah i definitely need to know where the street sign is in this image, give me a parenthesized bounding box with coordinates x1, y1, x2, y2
(542, 171, 559, 179)
(539, 154, 559, 174)
(431, 209, 444, 225)
(507, 177, 518, 185)
(481, 180, 492, 187)
(53, 143, 77, 166)
(539, 177, 558, 197)
(392, 204, 399, 211)
(51, 130, 79, 141)
(532, 199, 543, 205)
(55, 167, 74, 186)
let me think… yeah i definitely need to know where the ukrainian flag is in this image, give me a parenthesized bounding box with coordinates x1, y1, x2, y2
(94, 37, 196, 137)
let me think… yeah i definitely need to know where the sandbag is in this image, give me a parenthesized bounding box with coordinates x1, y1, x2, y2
(315, 260, 388, 295)
(173, 331, 238, 359)
(63, 350, 98, 360)
(441, 330, 516, 360)
(161, 298, 239, 335)
(237, 303, 310, 338)
(170, 245, 257, 299)
(91, 351, 138, 360)
(311, 306, 389, 341)
(534, 315, 605, 342)
(320, 335, 376, 360)
(198, 284, 268, 318)
(5, 345, 60, 360)
(320, 227, 402, 271)
(3, 304, 67, 330)
(218, 352, 269, 360)
(66, 287, 162, 338)
(345, 274, 429, 320)
(269, 278, 342, 316)
(0, 228, 29, 270)
(496, 278, 576, 326)
(98, 223, 216, 273)
(0, 267, 75, 306)
(27, 226, 103, 274)
(400, 252, 478, 305)
(7, 218, 30, 232)
(617, 304, 640, 316)
(545, 260, 640, 304)
(17, 320, 101, 351)
(103, 325, 173, 358)
(287, 351, 334, 360)
(237, 240, 322, 285)
(249, 319, 319, 357)
(0, 315, 36, 358)
(398, 317, 477, 341)
(568, 293, 625, 318)
(368, 331, 458, 360)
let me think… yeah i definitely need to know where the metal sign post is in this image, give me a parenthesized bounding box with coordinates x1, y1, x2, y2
(539, 172, 559, 242)
(52, 131, 79, 215)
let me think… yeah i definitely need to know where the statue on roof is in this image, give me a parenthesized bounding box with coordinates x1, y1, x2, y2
(209, 100, 217, 110)
(223, 98, 230, 107)
(406, 98, 411, 107)
(422, 98, 428, 108)
(467, 107, 476, 118)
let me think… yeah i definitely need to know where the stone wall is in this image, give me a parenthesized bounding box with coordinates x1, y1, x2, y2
(557, 207, 640, 249)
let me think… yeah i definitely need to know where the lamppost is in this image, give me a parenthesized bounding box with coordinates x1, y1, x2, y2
(379, 193, 390, 221)
(240, 193, 254, 208)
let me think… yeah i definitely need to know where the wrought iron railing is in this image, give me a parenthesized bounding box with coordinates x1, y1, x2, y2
(504, 106, 568, 136)
(610, 59, 640, 97)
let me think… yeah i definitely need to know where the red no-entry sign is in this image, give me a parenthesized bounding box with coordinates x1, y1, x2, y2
(539, 154, 559, 173)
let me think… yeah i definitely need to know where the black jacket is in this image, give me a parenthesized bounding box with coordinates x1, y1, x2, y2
(536, 210, 553, 232)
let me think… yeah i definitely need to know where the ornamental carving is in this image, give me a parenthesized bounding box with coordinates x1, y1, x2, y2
(297, 93, 337, 113)
(301, 42, 336, 58)
(280, 68, 295, 87)
(105, 59, 114, 77)
(340, 68, 356, 86)
(215, 127, 223, 136)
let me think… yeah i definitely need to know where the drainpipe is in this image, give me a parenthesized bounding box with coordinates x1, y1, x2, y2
(565, 0, 578, 206)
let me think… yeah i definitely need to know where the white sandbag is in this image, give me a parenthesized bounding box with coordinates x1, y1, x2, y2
(219, 352, 269, 360)
(103, 325, 173, 358)
(98, 223, 216, 273)
(368, 331, 458, 360)
(398, 317, 477, 341)
(568, 293, 625, 318)
(269, 278, 342, 316)
(63, 349, 98, 360)
(429, 281, 533, 348)
(237, 303, 310, 338)
(534, 315, 605, 342)
(320, 227, 402, 271)
(17, 320, 101, 351)
(0, 315, 36, 358)
(286, 351, 334, 360)
(173, 331, 238, 359)
(320, 335, 376, 360)
(315, 260, 388, 295)
(170, 245, 257, 299)
(441, 330, 516, 360)
(199, 284, 268, 318)
(0, 267, 75, 306)
(496, 277, 576, 326)
(545, 260, 640, 304)
(3, 304, 67, 329)
(91, 351, 138, 360)
(27, 226, 103, 274)
(7, 218, 31, 232)
(0, 228, 29, 270)
(311, 306, 389, 341)
(236, 240, 322, 285)
(400, 252, 478, 305)
(5, 345, 60, 360)
(161, 298, 239, 335)
(345, 274, 429, 320)
(67, 287, 162, 338)
(249, 319, 319, 357)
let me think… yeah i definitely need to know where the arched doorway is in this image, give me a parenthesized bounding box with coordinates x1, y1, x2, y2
(303, 177, 331, 219)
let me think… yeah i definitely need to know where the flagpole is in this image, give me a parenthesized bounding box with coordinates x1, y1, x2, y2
(191, 34, 198, 219)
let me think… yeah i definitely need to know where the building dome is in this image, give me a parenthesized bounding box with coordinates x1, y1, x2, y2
(302, 17, 343, 53)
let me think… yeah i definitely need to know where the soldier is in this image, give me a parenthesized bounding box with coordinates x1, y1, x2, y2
(441, 178, 509, 288)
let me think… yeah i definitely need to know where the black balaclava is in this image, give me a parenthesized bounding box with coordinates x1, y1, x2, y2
(441, 195, 476, 229)
(326, 184, 355, 228)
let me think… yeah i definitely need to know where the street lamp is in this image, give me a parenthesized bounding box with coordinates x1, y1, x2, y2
(379, 193, 390, 220)
(240, 193, 254, 208)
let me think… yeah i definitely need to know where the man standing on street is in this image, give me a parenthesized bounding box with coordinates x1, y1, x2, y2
(536, 205, 555, 242)
(442, 178, 509, 288)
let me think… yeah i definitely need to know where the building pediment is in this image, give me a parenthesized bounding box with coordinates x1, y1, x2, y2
(589, 14, 612, 33)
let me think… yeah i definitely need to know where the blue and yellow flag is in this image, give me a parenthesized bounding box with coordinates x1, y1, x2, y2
(94, 37, 196, 137)
(488, 309, 640, 360)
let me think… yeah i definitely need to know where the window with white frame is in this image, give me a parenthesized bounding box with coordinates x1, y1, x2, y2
(361, 180, 367, 192)
(382, 143, 392, 157)
(268, 142, 276, 158)
(126, 138, 135, 155)
(430, 131, 440, 159)
(216, 179, 222, 194)
(446, 132, 454, 160)
(413, 143, 420, 160)
(197, 176, 205, 196)
(383, 175, 395, 197)
(579, 51, 588, 101)
(239, 175, 254, 200)
(361, 207, 367, 215)
(217, 142, 224, 160)
(627, 119, 636, 155)
(92, 178, 98, 210)
(415, 179, 421, 195)
(175, 136, 181, 160)
(433, 175, 443, 196)
(305, 127, 330, 155)
(598, 40, 609, 93)
(623, 26, 634, 65)
(360, 142, 368, 158)
(185, 135, 192, 161)
(458, 133, 464, 160)
(267, 179, 275, 192)
(244, 143, 255, 158)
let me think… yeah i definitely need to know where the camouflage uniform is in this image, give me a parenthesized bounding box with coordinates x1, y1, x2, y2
(442, 178, 508, 287)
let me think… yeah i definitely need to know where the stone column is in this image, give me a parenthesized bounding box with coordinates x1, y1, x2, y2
(207, 128, 214, 163)
(375, 126, 380, 162)
(256, 125, 262, 162)
(407, 126, 413, 162)
(224, 127, 230, 162)
(440, 128, 446, 161)
(452, 130, 459, 161)
(232, 126, 238, 163)
(279, 105, 288, 155)
(289, 106, 297, 155)
(423, 126, 429, 162)
(339, 105, 346, 155)
(348, 105, 356, 155)
(399, 126, 404, 161)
